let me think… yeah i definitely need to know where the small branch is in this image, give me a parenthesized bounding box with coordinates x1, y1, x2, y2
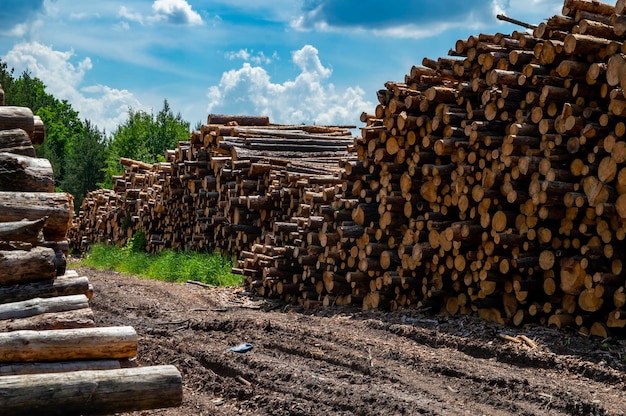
(187, 280, 214, 288)
(497, 14, 537, 30)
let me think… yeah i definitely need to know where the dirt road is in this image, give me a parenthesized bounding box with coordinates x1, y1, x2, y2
(82, 266, 626, 415)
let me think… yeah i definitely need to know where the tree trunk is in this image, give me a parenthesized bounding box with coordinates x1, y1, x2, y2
(0, 153, 54, 192)
(0, 308, 95, 331)
(0, 365, 182, 415)
(0, 275, 91, 304)
(0, 107, 35, 140)
(0, 326, 137, 362)
(0, 192, 73, 241)
(0, 294, 90, 320)
(0, 217, 47, 244)
(0, 129, 36, 157)
(0, 359, 122, 376)
(0, 247, 60, 285)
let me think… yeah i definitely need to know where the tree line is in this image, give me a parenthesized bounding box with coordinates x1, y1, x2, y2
(0, 60, 192, 210)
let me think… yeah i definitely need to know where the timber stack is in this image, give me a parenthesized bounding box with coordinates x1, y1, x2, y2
(0, 96, 182, 413)
(71, 0, 626, 338)
(238, 0, 626, 337)
(70, 115, 354, 255)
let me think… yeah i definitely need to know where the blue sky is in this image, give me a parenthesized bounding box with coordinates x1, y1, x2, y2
(0, 0, 563, 133)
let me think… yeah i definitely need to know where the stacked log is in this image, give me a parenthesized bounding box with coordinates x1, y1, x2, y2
(0, 100, 182, 412)
(237, 0, 626, 338)
(70, 117, 354, 256)
(71, 0, 626, 338)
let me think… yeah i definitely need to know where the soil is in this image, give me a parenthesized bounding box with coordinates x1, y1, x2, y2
(79, 265, 626, 416)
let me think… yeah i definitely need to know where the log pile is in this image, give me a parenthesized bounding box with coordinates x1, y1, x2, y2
(0, 102, 182, 413)
(70, 116, 354, 255)
(71, 0, 626, 338)
(237, 0, 626, 338)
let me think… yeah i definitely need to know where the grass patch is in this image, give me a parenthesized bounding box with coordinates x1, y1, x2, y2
(80, 242, 242, 286)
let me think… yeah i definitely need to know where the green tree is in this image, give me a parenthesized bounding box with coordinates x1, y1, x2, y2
(102, 100, 189, 187)
(0, 61, 83, 188)
(61, 120, 107, 210)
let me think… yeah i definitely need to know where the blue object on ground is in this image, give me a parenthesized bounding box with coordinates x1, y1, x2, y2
(228, 343, 254, 353)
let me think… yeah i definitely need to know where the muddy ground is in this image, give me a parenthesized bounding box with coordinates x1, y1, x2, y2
(80, 265, 626, 416)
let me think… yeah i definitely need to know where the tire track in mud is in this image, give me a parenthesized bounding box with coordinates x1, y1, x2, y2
(85, 268, 626, 415)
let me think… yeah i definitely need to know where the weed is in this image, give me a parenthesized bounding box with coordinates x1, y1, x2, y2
(80, 240, 241, 286)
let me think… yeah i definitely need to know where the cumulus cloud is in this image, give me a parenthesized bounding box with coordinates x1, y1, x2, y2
(207, 45, 372, 126)
(3, 41, 142, 132)
(224, 49, 277, 65)
(152, 0, 203, 25)
(119, 0, 202, 26)
(291, 0, 563, 38)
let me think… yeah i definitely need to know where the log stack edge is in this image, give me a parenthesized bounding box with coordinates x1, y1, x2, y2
(0, 87, 182, 413)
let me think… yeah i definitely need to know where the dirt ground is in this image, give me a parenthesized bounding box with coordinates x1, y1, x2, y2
(80, 265, 626, 416)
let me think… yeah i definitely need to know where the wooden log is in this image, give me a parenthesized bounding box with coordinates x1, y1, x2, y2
(0, 308, 95, 331)
(0, 217, 47, 244)
(32, 116, 45, 145)
(0, 129, 36, 157)
(0, 152, 54, 192)
(0, 276, 90, 305)
(0, 365, 182, 415)
(0, 247, 58, 285)
(0, 294, 90, 320)
(0, 359, 122, 376)
(208, 114, 270, 126)
(0, 326, 137, 362)
(0, 107, 35, 140)
(0, 192, 73, 241)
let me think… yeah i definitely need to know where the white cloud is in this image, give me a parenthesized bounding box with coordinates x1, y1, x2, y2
(224, 49, 277, 65)
(3, 41, 142, 133)
(117, 0, 202, 26)
(207, 45, 372, 126)
(152, 0, 202, 25)
(118, 6, 145, 24)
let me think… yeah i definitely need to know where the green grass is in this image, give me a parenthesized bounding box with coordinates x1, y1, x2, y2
(79, 242, 242, 286)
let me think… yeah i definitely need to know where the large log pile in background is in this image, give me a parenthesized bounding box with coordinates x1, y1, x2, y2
(70, 117, 355, 255)
(71, 0, 626, 338)
(0, 90, 182, 413)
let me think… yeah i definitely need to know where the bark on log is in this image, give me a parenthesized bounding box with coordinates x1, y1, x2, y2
(0, 217, 47, 244)
(0, 107, 35, 140)
(0, 275, 91, 304)
(0, 294, 90, 321)
(207, 114, 270, 126)
(0, 326, 137, 362)
(0, 365, 182, 415)
(0, 247, 58, 285)
(0, 308, 95, 332)
(0, 129, 36, 157)
(0, 359, 122, 376)
(0, 192, 73, 241)
(0, 152, 54, 192)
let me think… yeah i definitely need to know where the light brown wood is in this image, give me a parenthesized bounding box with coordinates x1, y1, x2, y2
(0, 308, 95, 332)
(0, 365, 182, 415)
(0, 295, 89, 321)
(0, 275, 90, 305)
(0, 326, 137, 362)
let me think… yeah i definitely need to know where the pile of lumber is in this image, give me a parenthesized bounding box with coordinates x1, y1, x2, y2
(71, 0, 626, 338)
(70, 115, 354, 255)
(0, 104, 182, 413)
(236, 0, 626, 338)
